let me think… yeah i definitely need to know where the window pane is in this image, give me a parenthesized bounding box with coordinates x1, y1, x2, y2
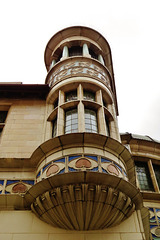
(52, 119, 57, 138)
(105, 117, 110, 136)
(65, 109, 78, 134)
(135, 162, 154, 191)
(66, 90, 77, 102)
(85, 109, 98, 133)
(83, 91, 95, 101)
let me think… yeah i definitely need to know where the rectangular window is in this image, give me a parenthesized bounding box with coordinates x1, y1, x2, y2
(85, 109, 98, 133)
(52, 119, 57, 138)
(135, 161, 154, 191)
(66, 90, 77, 102)
(65, 109, 78, 134)
(105, 117, 110, 136)
(83, 91, 95, 101)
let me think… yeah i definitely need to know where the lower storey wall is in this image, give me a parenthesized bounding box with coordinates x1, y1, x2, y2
(0, 210, 145, 240)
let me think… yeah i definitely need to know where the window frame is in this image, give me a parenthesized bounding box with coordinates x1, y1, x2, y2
(84, 108, 98, 133)
(65, 108, 78, 134)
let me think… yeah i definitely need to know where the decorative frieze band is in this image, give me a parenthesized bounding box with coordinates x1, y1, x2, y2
(47, 60, 111, 89)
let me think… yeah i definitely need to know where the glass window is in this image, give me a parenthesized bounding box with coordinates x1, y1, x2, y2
(153, 164, 160, 189)
(83, 91, 95, 101)
(65, 109, 78, 134)
(0, 111, 7, 123)
(135, 162, 154, 191)
(52, 119, 57, 138)
(66, 90, 77, 102)
(85, 109, 98, 133)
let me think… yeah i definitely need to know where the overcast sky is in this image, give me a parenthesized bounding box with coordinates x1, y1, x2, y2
(0, 0, 160, 140)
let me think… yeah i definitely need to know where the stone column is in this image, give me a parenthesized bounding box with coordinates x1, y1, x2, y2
(57, 90, 65, 136)
(61, 46, 69, 60)
(82, 43, 91, 57)
(98, 54, 105, 65)
(109, 103, 121, 142)
(96, 90, 106, 135)
(44, 103, 53, 141)
(49, 59, 56, 70)
(78, 84, 85, 132)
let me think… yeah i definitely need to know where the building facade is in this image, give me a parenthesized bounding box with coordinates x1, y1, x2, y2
(0, 26, 159, 240)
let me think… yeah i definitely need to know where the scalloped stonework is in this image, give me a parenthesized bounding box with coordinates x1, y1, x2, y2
(31, 183, 135, 230)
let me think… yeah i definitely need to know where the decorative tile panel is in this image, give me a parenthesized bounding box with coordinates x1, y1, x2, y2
(149, 208, 160, 239)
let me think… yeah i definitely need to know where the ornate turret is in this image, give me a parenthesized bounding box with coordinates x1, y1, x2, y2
(24, 26, 142, 230)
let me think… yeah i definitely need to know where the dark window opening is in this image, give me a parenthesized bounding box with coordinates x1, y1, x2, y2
(0, 111, 7, 123)
(54, 99, 58, 109)
(66, 90, 77, 102)
(89, 48, 98, 60)
(52, 119, 57, 138)
(0, 128, 3, 137)
(69, 46, 82, 57)
(153, 164, 160, 189)
(105, 117, 110, 136)
(83, 90, 95, 101)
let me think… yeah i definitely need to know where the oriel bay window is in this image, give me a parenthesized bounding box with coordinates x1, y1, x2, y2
(49, 86, 115, 138)
(65, 109, 78, 134)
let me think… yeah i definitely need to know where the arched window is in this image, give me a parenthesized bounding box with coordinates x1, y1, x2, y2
(85, 109, 98, 133)
(65, 109, 78, 134)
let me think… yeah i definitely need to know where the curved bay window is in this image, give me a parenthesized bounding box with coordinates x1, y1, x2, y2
(65, 109, 78, 134)
(85, 109, 98, 133)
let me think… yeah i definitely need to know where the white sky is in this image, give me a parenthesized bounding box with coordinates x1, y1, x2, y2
(0, 0, 160, 140)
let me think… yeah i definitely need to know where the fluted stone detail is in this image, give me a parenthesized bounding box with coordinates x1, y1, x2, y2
(31, 183, 135, 230)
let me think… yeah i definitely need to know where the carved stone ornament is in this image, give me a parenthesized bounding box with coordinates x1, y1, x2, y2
(48, 60, 111, 89)
(31, 183, 135, 230)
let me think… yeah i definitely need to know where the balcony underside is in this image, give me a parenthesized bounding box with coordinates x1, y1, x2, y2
(25, 171, 142, 230)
